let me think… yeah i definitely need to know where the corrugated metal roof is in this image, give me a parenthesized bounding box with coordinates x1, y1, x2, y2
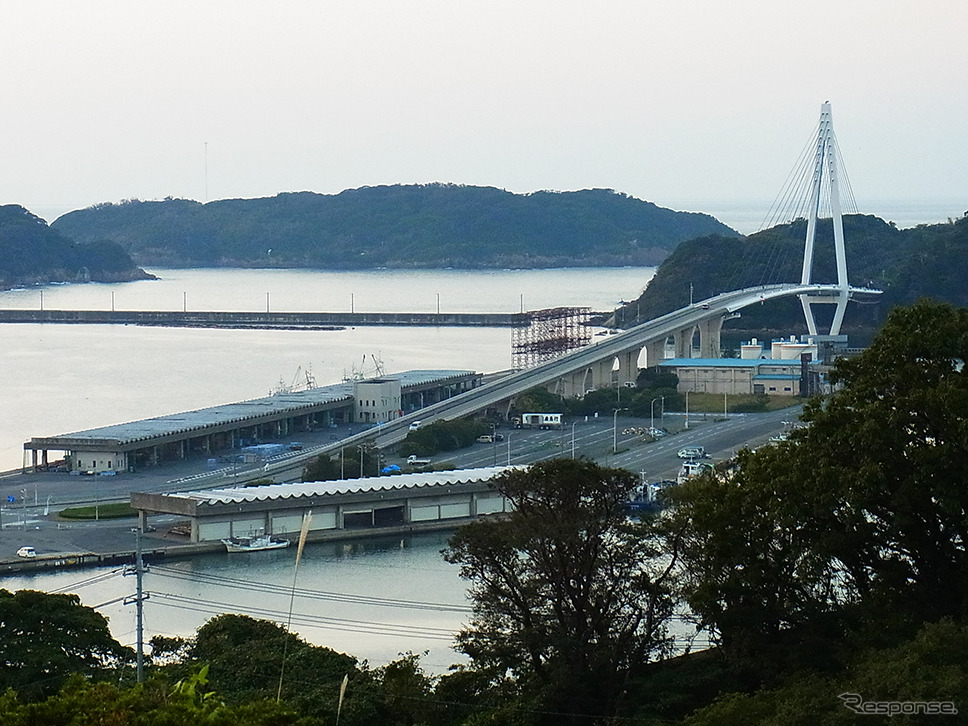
(176, 466, 513, 505)
(34, 369, 474, 445)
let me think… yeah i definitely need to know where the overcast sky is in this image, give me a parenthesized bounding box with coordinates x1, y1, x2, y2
(3, 1, 966, 231)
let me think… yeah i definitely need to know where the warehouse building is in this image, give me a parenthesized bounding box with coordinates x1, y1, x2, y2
(24, 370, 481, 474)
(130, 466, 513, 543)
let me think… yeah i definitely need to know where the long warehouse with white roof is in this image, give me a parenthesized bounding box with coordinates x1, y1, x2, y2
(130, 466, 513, 543)
(24, 370, 481, 473)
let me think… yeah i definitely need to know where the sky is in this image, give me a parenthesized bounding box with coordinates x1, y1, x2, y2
(3, 1, 966, 232)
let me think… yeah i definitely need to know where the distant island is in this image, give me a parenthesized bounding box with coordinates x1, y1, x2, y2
(0, 205, 154, 291)
(50, 184, 738, 269)
(613, 211, 968, 342)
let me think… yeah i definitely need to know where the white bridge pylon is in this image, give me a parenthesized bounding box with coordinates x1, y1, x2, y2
(799, 101, 851, 336)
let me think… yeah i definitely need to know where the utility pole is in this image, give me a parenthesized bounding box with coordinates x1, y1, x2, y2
(123, 529, 149, 683)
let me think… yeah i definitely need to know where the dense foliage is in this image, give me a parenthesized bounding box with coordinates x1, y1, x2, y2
(0, 205, 153, 289)
(302, 444, 382, 481)
(51, 185, 737, 269)
(399, 418, 488, 457)
(0, 589, 134, 700)
(616, 212, 968, 338)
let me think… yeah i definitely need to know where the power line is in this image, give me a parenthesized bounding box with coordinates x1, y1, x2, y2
(149, 564, 471, 613)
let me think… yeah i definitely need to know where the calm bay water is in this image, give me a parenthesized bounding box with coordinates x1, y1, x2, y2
(0, 267, 654, 670)
(0, 267, 655, 473)
(3, 530, 470, 673)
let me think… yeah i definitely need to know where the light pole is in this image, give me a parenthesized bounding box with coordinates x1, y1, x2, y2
(490, 424, 497, 466)
(506, 433, 511, 466)
(650, 397, 664, 433)
(571, 422, 577, 458)
(685, 390, 690, 429)
(612, 408, 627, 454)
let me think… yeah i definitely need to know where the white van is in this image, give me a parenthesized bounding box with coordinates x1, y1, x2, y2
(408, 420, 422, 431)
(17, 546, 37, 558)
(677, 446, 706, 459)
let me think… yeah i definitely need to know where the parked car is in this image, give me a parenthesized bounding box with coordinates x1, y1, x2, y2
(677, 446, 706, 459)
(17, 546, 36, 558)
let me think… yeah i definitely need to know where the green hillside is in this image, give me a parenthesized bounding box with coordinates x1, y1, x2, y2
(0, 205, 153, 290)
(51, 185, 738, 269)
(614, 212, 968, 340)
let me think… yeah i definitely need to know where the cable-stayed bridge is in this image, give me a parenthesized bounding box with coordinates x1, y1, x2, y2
(266, 103, 882, 473)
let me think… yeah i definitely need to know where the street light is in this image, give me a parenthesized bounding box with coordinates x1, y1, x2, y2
(684, 390, 690, 429)
(650, 396, 665, 434)
(571, 421, 577, 458)
(506, 433, 512, 466)
(612, 408, 627, 454)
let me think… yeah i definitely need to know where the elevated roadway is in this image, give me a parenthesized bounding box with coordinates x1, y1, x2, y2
(265, 282, 878, 480)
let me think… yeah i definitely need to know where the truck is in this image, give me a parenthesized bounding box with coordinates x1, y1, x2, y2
(406, 455, 432, 466)
(677, 460, 714, 484)
(514, 412, 563, 430)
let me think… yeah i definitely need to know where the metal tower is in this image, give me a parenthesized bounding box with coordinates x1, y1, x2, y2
(799, 101, 850, 336)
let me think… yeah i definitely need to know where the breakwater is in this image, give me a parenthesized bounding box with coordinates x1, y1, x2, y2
(0, 309, 531, 328)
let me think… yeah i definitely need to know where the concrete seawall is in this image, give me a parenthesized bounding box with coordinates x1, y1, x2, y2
(0, 309, 530, 328)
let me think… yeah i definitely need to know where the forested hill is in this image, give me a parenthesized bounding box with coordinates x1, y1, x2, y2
(51, 185, 738, 269)
(0, 205, 154, 290)
(613, 211, 968, 336)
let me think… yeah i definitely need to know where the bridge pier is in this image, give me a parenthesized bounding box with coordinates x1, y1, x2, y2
(698, 317, 724, 357)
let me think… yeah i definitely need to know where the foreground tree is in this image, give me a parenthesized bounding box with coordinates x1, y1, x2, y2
(187, 614, 380, 724)
(670, 300, 968, 680)
(0, 669, 308, 725)
(0, 589, 134, 699)
(445, 459, 678, 725)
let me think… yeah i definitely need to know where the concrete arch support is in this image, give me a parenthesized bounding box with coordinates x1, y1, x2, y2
(644, 340, 665, 369)
(675, 326, 697, 358)
(698, 316, 724, 358)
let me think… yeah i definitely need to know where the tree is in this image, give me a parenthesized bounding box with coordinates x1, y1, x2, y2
(303, 445, 381, 481)
(188, 614, 378, 724)
(669, 300, 968, 680)
(0, 670, 309, 725)
(0, 589, 134, 699)
(400, 419, 486, 457)
(445, 459, 678, 725)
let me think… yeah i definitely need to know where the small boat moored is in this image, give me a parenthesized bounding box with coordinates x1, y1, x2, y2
(221, 531, 291, 553)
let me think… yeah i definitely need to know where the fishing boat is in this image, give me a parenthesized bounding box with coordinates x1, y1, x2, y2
(221, 531, 290, 552)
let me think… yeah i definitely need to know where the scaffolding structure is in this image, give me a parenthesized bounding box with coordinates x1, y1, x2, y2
(512, 307, 591, 369)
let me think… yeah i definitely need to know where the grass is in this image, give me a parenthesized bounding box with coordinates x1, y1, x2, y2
(58, 502, 138, 520)
(678, 393, 802, 414)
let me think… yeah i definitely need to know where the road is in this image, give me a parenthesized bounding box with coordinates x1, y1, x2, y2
(406, 407, 801, 483)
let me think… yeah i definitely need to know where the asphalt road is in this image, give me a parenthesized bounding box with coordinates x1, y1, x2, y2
(415, 407, 803, 483)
